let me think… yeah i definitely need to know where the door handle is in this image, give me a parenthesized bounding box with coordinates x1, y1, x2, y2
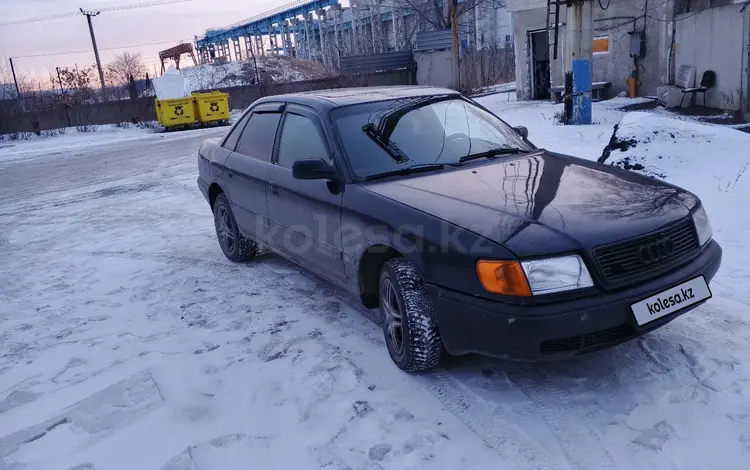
(269, 182, 279, 196)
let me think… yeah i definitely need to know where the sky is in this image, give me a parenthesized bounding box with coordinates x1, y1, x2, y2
(0, 0, 291, 84)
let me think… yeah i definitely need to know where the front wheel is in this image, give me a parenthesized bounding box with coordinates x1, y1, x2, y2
(379, 258, 443, 372)
(213, 193, 258, 262)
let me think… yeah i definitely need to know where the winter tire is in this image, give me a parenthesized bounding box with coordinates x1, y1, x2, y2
(213, 193, 258, 262)
(379, 258, 443, 371)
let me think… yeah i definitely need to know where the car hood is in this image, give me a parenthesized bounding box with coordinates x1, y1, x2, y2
(363, 151, 698, 257)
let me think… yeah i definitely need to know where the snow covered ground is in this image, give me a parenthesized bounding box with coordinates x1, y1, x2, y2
(1, 94, 749, 470)
(0, 112, 245, 165)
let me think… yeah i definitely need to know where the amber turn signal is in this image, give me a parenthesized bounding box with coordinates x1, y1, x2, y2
(476, 260, 532, 296)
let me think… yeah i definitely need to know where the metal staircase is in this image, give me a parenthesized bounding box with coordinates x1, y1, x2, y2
(546, 0, 565, 60)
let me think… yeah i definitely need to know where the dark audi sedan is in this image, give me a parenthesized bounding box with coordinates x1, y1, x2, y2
(197, 86, 721, 371)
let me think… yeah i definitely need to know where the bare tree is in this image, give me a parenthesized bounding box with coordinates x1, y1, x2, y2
(57, 65, 97, 104)
(388, 0, 505, 30)
(106, 52, 146, 87)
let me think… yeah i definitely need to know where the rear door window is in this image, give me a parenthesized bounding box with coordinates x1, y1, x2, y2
(235, 112, 282, 162)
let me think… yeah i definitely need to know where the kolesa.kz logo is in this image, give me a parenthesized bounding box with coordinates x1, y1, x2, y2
(647, 287, 695, 315)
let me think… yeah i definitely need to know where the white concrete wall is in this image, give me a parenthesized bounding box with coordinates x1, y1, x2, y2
(675, 4, 747, 111)
(415, 50, 457, 89)
(507, 0, 547, 12)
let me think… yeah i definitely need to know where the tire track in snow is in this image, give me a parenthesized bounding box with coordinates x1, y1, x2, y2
(514, 363, 620, 470)
(421, 371, 570, 470)
(282, 264, 575, 470)
(248, 261, 580, 470)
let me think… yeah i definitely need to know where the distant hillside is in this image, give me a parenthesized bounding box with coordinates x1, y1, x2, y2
(181, 56, 335, 92)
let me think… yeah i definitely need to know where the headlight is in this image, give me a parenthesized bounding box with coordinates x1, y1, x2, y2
(692, 205, 712, 246)
(520, 255, 594, 295)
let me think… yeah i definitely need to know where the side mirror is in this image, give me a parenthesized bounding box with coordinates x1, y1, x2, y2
(292, 158, 337, 180)
(514, 126, 529, 139)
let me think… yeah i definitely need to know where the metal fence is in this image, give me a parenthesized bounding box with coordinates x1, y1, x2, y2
(339, 50, 415, 75)
(0, 69, 415, 135)
(414, 30, 453, 52)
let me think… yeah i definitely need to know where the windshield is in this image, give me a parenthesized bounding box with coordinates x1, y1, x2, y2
(331, 96, 533, 179)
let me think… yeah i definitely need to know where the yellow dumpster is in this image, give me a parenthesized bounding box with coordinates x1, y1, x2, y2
(193, 91, 230, 126)
(155, 97, 196, 130)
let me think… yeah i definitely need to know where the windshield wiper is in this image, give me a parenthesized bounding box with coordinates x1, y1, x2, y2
(361, 163, 447, 181)
(459, 147, 531, 163)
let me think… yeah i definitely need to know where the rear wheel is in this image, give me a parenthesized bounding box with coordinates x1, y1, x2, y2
(379, 258, 443, 371)
(213, 193, 258, 262)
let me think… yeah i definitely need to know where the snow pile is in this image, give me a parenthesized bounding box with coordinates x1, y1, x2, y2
(600, 112, 750, 187)
(476, 94, 655, 160)
(181, 56, 334, 91)
(182, 61, 246, 90)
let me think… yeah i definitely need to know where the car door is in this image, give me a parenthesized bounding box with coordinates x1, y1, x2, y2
(266, 105, 346, 282)
(223, 103, 284, 242)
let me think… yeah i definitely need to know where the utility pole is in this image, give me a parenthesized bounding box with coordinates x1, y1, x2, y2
(449, 0, 460, 91)
(8, 58, 22, 104)
(80, 8, 107, 99)
(564, 0, 593, 125)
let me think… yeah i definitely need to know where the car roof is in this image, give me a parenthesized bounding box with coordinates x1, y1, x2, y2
(253, 85, 461, 110)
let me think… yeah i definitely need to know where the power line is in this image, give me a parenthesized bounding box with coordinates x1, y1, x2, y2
(0, 0, 194, 26)
(0, 12, 79, 26)
(645, 10, 706, 23)
(12, 39, 194, 59)
(100, 0, 193, 13)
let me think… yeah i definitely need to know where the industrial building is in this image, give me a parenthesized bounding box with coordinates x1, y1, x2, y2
(508, 0, 750, 118)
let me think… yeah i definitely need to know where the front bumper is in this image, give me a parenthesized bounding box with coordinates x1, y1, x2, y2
(428, 240, 722, 360)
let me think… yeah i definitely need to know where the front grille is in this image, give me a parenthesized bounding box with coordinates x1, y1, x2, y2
(593, 219, 700, 287)
(540, 323, 634, 355)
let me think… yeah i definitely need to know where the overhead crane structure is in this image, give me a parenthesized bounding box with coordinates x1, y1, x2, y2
(194, 0, 416, 67)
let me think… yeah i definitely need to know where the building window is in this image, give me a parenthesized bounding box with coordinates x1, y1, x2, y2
(593, 36, 610, 55)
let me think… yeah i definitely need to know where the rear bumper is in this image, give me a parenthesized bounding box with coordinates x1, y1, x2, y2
(428, 240, 722, 361)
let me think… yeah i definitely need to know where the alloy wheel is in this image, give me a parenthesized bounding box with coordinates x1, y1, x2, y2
(216, 205, 236, 253)
(381, 277, 404, 356)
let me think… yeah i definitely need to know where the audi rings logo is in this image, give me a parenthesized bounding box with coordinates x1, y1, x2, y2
(638, 237, 675, 264)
